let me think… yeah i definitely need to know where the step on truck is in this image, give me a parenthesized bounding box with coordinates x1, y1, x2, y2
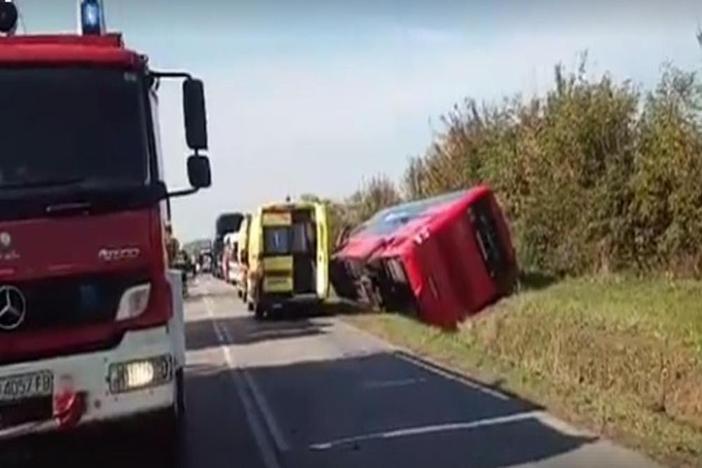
(0, 0, 212, 451)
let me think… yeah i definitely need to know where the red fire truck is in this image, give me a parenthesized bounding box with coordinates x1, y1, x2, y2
(0, 0, 211, 450)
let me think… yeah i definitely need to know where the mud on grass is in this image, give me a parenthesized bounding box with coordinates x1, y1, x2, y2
(345, 275, 702, 467)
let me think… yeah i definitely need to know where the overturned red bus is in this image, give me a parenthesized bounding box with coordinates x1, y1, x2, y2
(331, 186, 518, 329)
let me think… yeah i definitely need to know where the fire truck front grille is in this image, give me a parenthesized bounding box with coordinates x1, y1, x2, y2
(3, 273, 149, 333)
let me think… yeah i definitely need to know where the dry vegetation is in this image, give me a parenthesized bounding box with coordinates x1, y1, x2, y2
(330, 57, 702, 466)
(346, 275, 702, 466)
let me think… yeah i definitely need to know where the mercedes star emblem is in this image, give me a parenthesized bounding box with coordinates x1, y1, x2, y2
(0, 285, 26, 331)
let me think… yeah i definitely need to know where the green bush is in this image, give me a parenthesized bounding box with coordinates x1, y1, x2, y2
(399, 59, 702, 278)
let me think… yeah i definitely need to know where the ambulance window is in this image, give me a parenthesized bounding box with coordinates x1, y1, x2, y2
(264, 227, 290, 255)
(291, 222, 315, 253)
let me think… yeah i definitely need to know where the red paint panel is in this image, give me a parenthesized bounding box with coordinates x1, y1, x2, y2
(332, 186, 517, 329)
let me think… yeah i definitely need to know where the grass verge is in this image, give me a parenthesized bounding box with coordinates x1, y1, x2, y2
(343, 275, 702, 467)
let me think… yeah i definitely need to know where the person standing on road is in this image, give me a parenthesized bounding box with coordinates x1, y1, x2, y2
(165, 223, 189, 297)
(165, 222, 180, 268)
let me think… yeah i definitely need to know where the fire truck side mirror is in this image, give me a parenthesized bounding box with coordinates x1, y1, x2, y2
(187, 155, 212, 189)
(183, 79, 208, 151)
(0, 2, 18, 34)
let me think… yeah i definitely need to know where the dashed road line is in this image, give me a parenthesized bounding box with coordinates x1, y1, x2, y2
(309, 410, 542, 451)
(362, 377, 426, 389)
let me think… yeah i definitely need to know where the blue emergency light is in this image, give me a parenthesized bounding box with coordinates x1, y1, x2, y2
(79, 0, 105, 36)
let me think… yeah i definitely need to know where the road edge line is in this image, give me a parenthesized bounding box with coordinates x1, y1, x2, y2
(336, 318, 510, 400)
(203, 296, 284, 468)
(217, 323, 292, 453)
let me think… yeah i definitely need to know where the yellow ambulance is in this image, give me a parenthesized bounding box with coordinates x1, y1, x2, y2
(245, 201, 329, 319)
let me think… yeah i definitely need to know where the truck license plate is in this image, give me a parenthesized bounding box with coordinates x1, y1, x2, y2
(0, 371, 53, 403)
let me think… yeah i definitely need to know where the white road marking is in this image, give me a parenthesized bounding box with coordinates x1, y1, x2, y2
(337, 319, 510, 401)
(202, 296, 284, 468)
(362, 377, 426, 389)
(395, 351, 509, 401)
(217, 321, 292, 453)
(309, 410, 542, 451)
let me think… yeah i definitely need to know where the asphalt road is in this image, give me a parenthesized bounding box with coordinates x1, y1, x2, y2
(4, 276, 659, 468)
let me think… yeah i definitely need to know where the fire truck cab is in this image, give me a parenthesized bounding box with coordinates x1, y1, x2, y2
(0, 1, 211, 449)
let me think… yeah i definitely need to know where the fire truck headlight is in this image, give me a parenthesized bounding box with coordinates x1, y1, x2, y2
(108, 355, 173, 394)
(116, 284, 151, 321)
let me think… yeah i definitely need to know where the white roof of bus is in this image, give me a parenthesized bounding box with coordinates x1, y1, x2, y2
(224, 232, 240, 244)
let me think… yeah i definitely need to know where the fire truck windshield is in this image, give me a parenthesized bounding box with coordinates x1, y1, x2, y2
(0, 67, 150, 192)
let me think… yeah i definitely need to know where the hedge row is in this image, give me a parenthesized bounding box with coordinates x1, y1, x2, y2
(403, 61, 702, 277)
(332, 60, 702, 278)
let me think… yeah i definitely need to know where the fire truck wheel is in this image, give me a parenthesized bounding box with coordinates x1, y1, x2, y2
(151, 403, 186, 466)
(176, 368, 186, 416)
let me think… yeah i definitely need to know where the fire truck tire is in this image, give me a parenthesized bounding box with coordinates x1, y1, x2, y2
(151, 403, 186, 466)
(176, 368, 186, 416)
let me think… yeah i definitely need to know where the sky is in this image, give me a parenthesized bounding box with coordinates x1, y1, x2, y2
(14, 0, 702, 241)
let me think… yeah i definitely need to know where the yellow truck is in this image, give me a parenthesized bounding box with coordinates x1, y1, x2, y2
(245, 201, 329, 319)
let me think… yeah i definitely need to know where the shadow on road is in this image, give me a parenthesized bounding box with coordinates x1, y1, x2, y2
(0, 418, 185, 468)
(186, 314, 333, 351)
(185, 350, 596, 468)
(393, 350, 532, 404)
(319, 300, 367, 316)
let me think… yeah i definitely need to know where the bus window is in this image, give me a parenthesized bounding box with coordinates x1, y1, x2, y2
(469, 198, 504, 278)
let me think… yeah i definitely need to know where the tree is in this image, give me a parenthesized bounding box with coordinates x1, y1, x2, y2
(346, 174, 402, 226)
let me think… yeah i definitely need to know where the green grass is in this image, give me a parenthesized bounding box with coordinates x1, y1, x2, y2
(344, 275, 702, 467)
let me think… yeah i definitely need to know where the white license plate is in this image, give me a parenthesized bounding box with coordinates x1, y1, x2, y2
(0, 371, 53, 402)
